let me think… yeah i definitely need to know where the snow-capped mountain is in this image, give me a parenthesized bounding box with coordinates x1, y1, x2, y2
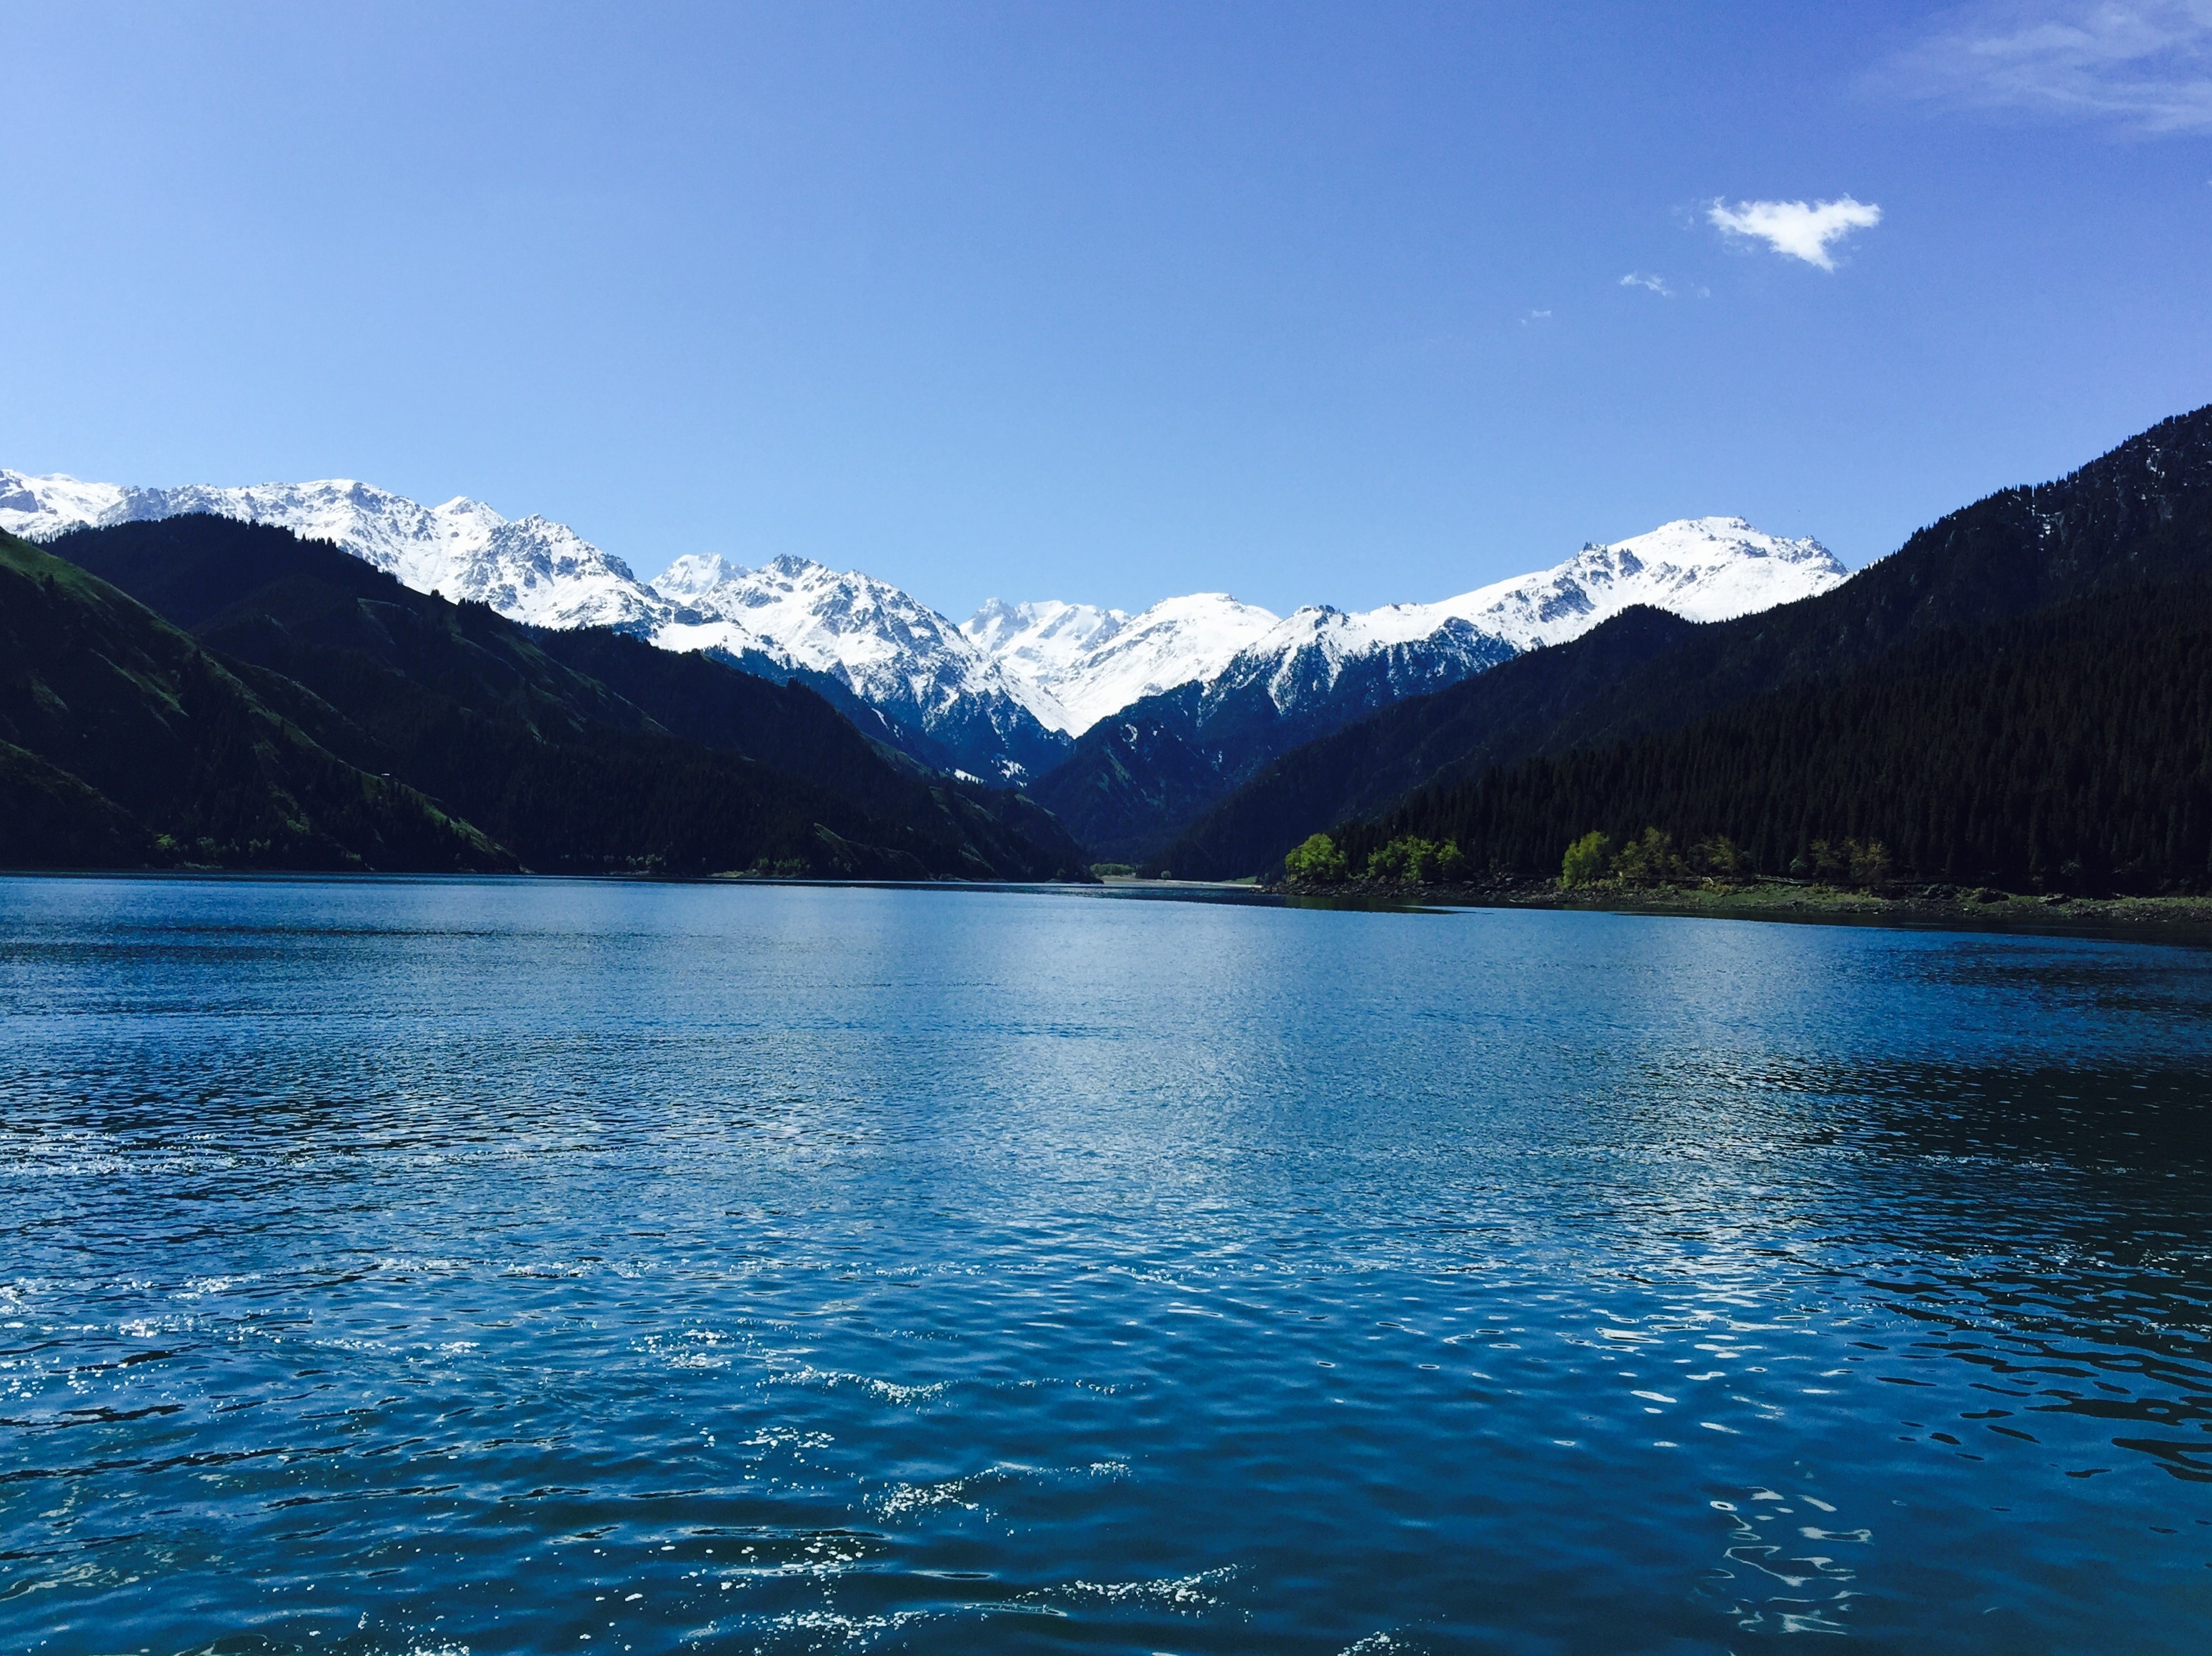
(1199, 516, 1845, 722)
(0, 469, 1063, 779)
(1022, 519, 1848, 861)
(0, 472, 665, 632)
(967, 517, 1843, 739)
(963, 593, 1283, 734)
(651, 554, 1067, 780)
(6, 465, 1845, 797)
(1337, 515, 1847, 654)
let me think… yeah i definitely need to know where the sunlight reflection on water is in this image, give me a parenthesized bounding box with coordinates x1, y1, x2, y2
(1, 875, 2209, 1652)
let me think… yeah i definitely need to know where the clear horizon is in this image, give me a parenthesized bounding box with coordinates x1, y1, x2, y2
(5, 2, 2209, 617)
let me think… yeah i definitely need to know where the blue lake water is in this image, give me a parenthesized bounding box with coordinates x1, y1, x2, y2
(2, 874, 2210, 1655)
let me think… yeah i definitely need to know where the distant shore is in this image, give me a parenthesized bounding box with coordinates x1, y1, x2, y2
(1270, 874, 2212, 944)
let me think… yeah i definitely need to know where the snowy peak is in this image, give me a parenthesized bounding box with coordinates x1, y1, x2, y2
(1433, 516, 1845, 648)
(1246, 514, 1844, 690)
(966, 590, 1282, 734)
(655, 554, 985, 682)
(986, 517, 1848, 729)
(962, 598, 1130, 702)
(455, 512, 658, 632)
(0, 470, 136, 538)
(652, 552, 745, 604)
(647, 552, 1067, 777)
(0, 469, 664, 633)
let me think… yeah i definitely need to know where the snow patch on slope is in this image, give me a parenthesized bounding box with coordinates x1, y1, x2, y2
(0, 470, 664, 632)
(975, 517, 1848, 727)
(650, 554, 1060, 774)
(964, 592, 1283, 734)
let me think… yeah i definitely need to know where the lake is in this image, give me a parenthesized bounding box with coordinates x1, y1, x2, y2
(1, 874, 2208, 1654)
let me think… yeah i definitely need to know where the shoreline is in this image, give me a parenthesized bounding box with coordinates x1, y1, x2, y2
(1271, 874, 2212, 945)
(7, 864, 2209, 945)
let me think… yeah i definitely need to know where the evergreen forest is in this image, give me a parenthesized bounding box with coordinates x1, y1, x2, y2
(0, 517, 1090, 879)
(1338, 579, 2212, 892)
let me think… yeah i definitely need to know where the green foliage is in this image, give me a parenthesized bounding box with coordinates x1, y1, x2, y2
(1090, 862, 1136, 878)
(1364, 834, 1461, 883)
(1610, 827, 1686, 887)
(1282, 832, 1348, 884)
(1353, 831, 1424, 884)
(1800, 839, 1845, 882)
(1787, 837, 1894, 890)
(1559, 830, 1612, 887)
(1692, 834, 1747, 878)
(1560, 827, 1688, 888)
(1848, 839, 1893, 890)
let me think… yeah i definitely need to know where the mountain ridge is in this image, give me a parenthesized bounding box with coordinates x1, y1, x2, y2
(1022, 519, 1844, 859)
(3, 471, 1843, 815)
(1171, 401, 2212, 880)
(1, 473, 1062, 779)
(25, 514, 1092, 879)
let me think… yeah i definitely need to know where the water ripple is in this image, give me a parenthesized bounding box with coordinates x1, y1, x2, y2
(1, 877, 2210, 1650)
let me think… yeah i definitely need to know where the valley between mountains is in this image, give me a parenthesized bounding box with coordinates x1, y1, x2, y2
(6, 406, 2212, 894)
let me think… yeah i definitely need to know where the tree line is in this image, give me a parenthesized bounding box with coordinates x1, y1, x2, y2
(1308, 579, 2212, 894)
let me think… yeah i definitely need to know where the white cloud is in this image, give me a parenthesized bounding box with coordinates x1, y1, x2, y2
(1520, 308, 1553, 325)
(1619, 272, 1673, 296)
(1886, 1, 2212, 131)
(1706, 196, 1883, 270)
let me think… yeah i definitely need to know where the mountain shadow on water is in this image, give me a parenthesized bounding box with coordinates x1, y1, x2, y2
(1161, 402, 2212, 880)
(10, 517, 1092, 880)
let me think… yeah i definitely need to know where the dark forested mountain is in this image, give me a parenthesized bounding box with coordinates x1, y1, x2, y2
(1028, 629, 1518, 862)
(8, 516, 1090, 879)
(1152, 609, 1697, 877)
(0, 532, 505, 870)
(1162, 402, 2212, 879)
(1345, 579, 2212, 892)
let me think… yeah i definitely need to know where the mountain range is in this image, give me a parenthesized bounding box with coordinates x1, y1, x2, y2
(1022, 519, 1847, 859)
(0, 512, 1090, 879)
(0, 471, 1845, 827)
(1215, 403, 2212, 891)
(9, 406, 2208, 892)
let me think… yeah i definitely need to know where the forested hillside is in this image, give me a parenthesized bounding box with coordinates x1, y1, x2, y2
(1150, 609, 1695, 877)
(6, 517, 1090, 879)
(1165, 402, 2212, 879)
(1340, 579, 2212, 892)
(0, 532, 505, 870)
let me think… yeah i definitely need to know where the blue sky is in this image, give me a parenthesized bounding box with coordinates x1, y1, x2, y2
(5, 1, 2211, 616)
